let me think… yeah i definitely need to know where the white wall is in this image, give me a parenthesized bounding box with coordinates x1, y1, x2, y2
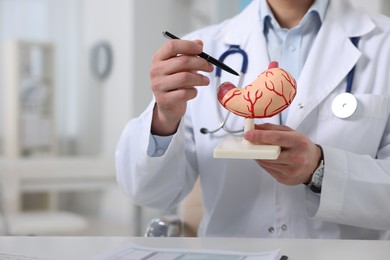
(51, 0, 82, 155)
(79, 0, 133, 157)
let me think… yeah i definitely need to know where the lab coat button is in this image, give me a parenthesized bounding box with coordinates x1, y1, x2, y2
(298, 103, 304, 109)
(288, 45, 296, 52)
(281, 224, 288, 231)
(268, 227, 275, 233)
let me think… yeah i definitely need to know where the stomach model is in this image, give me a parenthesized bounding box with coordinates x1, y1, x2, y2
(217, 61, 297, 118)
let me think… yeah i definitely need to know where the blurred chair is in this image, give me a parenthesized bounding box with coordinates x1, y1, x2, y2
(145, 178, 203, 237)
(0, 170, 87, 236)
(0, 158, 111, 236)
(0, 195, 87, 236)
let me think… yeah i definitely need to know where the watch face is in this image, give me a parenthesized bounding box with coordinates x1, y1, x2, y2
(313, 171, 323, 186)
(307, 160, 324, 193)
(312, 162, 324, 187)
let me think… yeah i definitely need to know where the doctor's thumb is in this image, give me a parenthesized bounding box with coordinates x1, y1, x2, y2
(243, 131, 259, 144)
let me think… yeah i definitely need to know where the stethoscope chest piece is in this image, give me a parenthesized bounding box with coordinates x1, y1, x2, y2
(331, 93, 357, 119)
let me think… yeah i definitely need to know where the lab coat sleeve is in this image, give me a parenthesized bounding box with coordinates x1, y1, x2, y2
(307, 144, 390, 230)
(115, 101, 198, 211)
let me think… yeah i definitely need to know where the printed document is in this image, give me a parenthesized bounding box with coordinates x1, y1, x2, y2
(92, 243, 282, 260)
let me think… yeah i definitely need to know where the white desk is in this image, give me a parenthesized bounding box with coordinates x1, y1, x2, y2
(0, 236, 389, 260)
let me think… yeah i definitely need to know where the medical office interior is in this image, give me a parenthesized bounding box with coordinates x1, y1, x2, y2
(0, 0, 389, 237)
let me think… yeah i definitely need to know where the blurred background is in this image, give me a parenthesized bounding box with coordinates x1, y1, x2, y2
(0, 0, 389, 237)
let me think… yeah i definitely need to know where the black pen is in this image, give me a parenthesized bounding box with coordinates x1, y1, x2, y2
(162, 31, 240, 76)
(280, 255, 288, 260)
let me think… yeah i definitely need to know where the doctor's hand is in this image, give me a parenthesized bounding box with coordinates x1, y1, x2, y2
(149, 39, 214, 136)
(244, 123, 322, 186)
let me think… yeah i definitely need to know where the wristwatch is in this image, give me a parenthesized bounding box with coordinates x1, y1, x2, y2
(308, 159, 324, 193)
(306, 145, 325, 194)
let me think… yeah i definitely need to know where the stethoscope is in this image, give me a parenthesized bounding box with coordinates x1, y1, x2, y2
(200, 45, 249, 134)
(331, 36, 360, 119)
(201, 37, 360, 134)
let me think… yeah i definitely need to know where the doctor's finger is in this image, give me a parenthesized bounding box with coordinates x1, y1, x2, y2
(254, 123, 293, 131)
(154, 39, 204, 61)
(244, 129, 296, 147)
(257, 160, 287, 172)
(156, 87, 199, 105)
(155, 55, 214, 76)
(152, 72, 210, 93)
(258, 158, 300, 176)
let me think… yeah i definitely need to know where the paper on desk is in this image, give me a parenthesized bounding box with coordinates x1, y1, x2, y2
(91, 242, 281, 260)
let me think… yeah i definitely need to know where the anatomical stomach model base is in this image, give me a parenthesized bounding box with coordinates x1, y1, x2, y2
(213, 61, 297, 160)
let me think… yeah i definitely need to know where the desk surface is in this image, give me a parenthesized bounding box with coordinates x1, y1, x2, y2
(0, 236, 389, 260)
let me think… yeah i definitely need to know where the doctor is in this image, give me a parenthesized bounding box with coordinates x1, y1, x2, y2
(116, 0, 390, 239)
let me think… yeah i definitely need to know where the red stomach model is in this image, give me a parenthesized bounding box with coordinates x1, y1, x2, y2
(217, 62, 297, 118)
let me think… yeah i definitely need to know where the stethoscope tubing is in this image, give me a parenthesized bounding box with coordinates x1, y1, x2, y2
(201, 45, 249, 134)
(331, 37, 360, 119)
(345, 37, 360, 94)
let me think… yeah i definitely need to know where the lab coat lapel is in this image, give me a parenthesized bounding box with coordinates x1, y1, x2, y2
(286, 1, 371, 129)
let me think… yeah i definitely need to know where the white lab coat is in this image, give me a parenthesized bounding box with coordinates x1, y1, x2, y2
(116, 0, 390, 239)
